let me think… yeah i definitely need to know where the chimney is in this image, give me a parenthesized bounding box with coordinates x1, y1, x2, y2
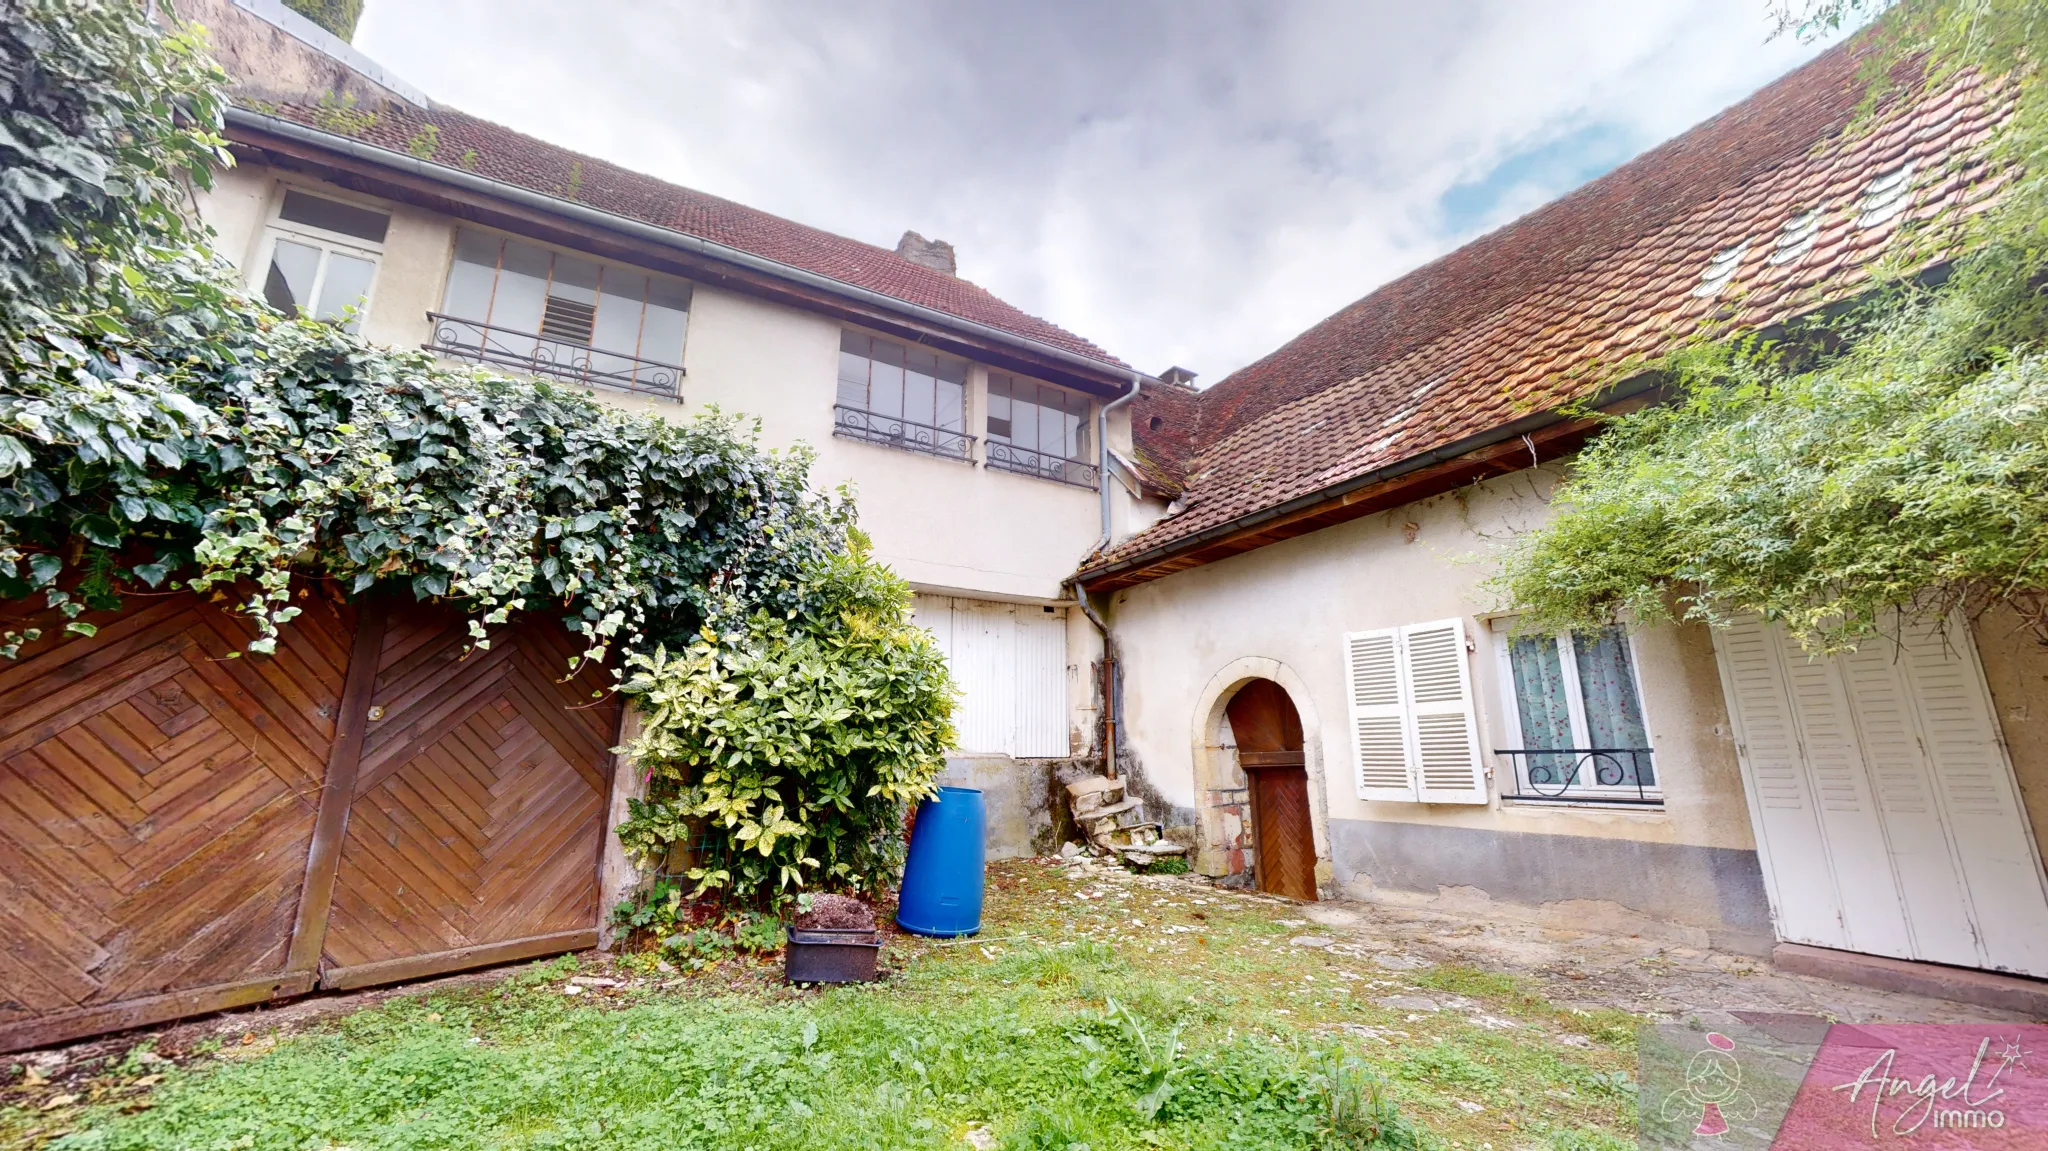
(1159, 366, 1199, 388)
(894, 231, 957, 276)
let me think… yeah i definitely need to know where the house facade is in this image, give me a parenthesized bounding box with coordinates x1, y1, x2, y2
(1083, 48, 2048, 985)
(182, 0, 1162, 857)
(179, 2, 2048, 989)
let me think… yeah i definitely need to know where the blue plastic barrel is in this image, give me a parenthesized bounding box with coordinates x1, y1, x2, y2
(895, 786, 985, 937)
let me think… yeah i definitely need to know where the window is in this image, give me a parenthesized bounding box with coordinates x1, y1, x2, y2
(1344, 618, 1487, 804)
(1491, 621, 1658, 805)
(834, 332, 971, 460)
(259, 189, 389, 331)
(986, 374, 1097, 488)
(429, 229, 690, 398)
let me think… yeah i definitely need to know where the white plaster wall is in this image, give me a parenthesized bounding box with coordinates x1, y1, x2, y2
(194, 167, 453, 352)
(601, 282, 1109, 602)
(1106, 466, 1758, 854)
(196, 165, 1122, 607)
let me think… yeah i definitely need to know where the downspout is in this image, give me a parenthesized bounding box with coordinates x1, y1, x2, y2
(1075, 374, 1143, 777)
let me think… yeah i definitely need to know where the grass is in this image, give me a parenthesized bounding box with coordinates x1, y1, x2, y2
(0, 861, 1643, 1150)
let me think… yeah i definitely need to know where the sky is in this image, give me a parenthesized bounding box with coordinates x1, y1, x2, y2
(353, 1, 1843, 384)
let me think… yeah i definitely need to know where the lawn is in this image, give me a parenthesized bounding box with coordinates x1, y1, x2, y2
(1, 860, 1641, 1150)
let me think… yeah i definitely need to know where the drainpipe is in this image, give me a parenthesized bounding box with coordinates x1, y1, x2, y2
(1075, 374, 1143, 778)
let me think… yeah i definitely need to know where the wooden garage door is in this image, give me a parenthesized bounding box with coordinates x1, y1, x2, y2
(0, 590, 354, 1052)
(0, 589, 623, 1051)
(317, 599, 620, 990)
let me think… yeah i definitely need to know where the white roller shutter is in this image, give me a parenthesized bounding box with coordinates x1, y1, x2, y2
(1344, 619, 1487, 805)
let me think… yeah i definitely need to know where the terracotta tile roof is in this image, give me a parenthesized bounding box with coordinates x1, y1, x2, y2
(1094, 45, 2002, 574)
(251, 99, 1124, 369)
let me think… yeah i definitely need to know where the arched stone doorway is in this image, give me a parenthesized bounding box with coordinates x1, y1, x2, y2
(1224, 679, 1318, 901)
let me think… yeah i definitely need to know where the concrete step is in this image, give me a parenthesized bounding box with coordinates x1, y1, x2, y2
(1772, 943, 2048, 1016)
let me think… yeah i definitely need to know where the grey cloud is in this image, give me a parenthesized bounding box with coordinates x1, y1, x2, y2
(356, 1, 1836, 379)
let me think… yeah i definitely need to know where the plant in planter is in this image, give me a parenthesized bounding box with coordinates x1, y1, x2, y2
(785, 893, 881, 984)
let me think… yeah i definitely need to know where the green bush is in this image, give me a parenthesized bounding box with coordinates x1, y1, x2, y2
(615, 534, 957, 907)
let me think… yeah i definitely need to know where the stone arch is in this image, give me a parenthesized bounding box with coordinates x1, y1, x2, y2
(1188, 657, 1332, 886)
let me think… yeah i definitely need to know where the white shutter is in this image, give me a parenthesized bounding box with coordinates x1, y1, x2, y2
(950, 600, 1014, 754)
(1403, 619, 1488, 804)
(1346, 628, 1415, 801)
(1836, 639, 1978, 968)
(1714, 614, 1848, 949)
(1011, 608, 1069, 757)
(1896, 616, 2048, 977)
(1771, 625, 1913, 958)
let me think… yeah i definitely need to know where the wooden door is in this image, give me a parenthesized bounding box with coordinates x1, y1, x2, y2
(0, 590, 354, 1052)
(317, 599, 621, 989)
(1227, 680, 1317, 901)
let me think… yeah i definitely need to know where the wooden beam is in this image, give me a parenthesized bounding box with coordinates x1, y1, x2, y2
(0, 972, 317, 1056)
(319, 929, 598, 991)
(285, 596, 388, 974)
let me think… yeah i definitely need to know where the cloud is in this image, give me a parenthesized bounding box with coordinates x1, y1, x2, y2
(355, 1, 1840, 382)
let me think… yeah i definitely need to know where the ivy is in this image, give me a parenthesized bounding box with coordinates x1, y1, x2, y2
(1494, 0, 2048, 651)
(1, 1, 956, 900)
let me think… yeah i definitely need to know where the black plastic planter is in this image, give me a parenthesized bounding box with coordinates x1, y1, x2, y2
(785, 928, 882, 983)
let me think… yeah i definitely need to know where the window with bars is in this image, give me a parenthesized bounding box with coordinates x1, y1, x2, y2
(1490, 620, 1659, 805)
(985, 374, 1097, 488)
(429, 229, 691, 398)
(834, 331, 972, 460)
(258, 189, 390, 332)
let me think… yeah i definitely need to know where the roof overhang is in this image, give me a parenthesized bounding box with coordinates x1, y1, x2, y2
(223, 107, 1145, 399)
(1076, 257, 1958, 594)
(1075, 373, 1665, 592)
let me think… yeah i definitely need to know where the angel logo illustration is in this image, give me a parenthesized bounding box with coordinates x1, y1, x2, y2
(1661, 1032, 1759, 1136)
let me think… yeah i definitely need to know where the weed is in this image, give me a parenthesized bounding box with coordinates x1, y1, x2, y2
(19, 861, 1643, 1151)
(1395, 1043, 1500, 1090)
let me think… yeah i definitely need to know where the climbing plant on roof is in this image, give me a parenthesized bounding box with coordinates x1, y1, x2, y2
(282, 0, 364, 43)
(0, 0, 953, 905)
(1493, 0, 2048, 651)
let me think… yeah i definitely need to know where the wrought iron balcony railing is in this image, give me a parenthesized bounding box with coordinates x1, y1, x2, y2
(832, 404, 974, 461)
(985, 441, 1100, 489)
(1497, 747, 1661, 806)
(424, 312, 684, 399)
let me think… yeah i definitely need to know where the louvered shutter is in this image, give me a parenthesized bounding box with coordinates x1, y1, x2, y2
(1896, 616, 2048, 977)
(1402, 619, 1488, 804)
(1713, 614, 1845, 949)
(1346, 628, 1415, 801)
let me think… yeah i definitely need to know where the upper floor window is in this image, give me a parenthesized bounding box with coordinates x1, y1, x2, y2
(429, 229, 690, 398)
(260, 189, 389, 332)
(834, 332, 971, 461)
(1491, 621, 1658, 806)
(986, 374, 1097, 488)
